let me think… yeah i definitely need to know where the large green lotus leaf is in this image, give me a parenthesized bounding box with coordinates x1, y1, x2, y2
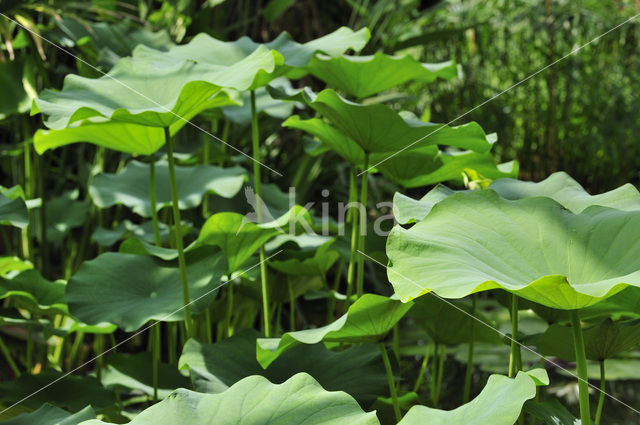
(196, 206, 312, 273)
(0, 268, 67, 315)
(35, 45, 280, 131)
(131, 27, 369, 90)
(66, 247, 226, 331)
(387, 190, 640, 308)
(92, 219, 175, 247)
(90, 160, 246, 217)
(398, 370, 547, 425)
(306, 52, 456, 98)
(0, 370, 115, 411)
(535, 319, 640, 361)
(268, 240, 339, 276)
(256, 294, 413, 368)
(0, 187, 28, 228)
(396, 172, 640, 224)
(408, 296, 502, 346)
(33, 89, 238, 155)
(307, 90, 490, 153)
(179, 329, 387, 404)
(0, 403, 94, 425)
(490, 171, 640, 213)
(81, 373, 379, 425)
(374, 147, 519, 188)
(580, 286, 640, 320)
(101, 352, 190, 399)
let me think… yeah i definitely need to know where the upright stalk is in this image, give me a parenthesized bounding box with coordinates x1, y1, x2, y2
(152, 323, 160, 402)
(149, 159, 162, 246)
(356, 153, 369, 298)
(0, 334, 20, 376)
(165, 128, 193, 338)
(288, 277, 295, 331)
(250, 90, 271, 337)
(508, 294, 520, 378)
(380, 342, 401, 422)
(595, 360, 606, 425)
(463, 294, 477, 402)
(345, 167, 359, 306)
(570, 310, 591, 425)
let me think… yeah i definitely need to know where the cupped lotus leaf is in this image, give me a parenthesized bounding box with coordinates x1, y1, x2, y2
(179, 330, 387, 404)
(535, 319, 640, 361)
(268, 240, 339, 276)
(306, 52, 457, 98)
(0, 268, 67, 314)
(408, 295, 502, 346)
(256, 294, 413, 368)
(398, 370, 547, 425)
(89, 160, 246, 217)
(490, 171, 640, 213)
(101, 352, 190, 399)
(306, 90, 490, 153)
(0, 186, 28, 228)
(392, 186, 458, 224)
(81, 373, 379, 425)
(66, 247, 226, 331)
(0, 403, 94, 425)
(196, 205, 312, 273)
(387, 190, 640, 308)
(0, 370, 115, 411)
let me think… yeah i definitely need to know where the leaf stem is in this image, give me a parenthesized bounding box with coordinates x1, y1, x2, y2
(149, 158, 161, 246)
(165, 127, 193, 338)
(570, 310, 591, 425)
(356, 153, 369, 298)
(288, 276, 295, 331)
(413, 342, 432, 394)
(345, 167, 358, 307)
(152, 322, 160, 402)
(595, 360, 606, 425)
(0, 333, 20, 376)
(463, 294, 477, 402)
(250, 90, 271, 338)
(508, 294, 520, 378)
(224, 284, 234, 338)
(380, 342, 401, 422)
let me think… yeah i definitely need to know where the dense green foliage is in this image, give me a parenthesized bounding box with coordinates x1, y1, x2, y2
(1, 1, 640, 425)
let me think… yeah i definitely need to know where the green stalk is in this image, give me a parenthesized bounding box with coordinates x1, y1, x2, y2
(435, 345, 445, 405)
(380, 342, 401, 422)
(413, 343, 432, 393)
(250, 90, 271, 338)
(152, 323, 160, 402)
(224, 284, 234, 338)
(463, 294, 477, 402)
(67, 331, 84, 371)
(168, 323, 177, 365)
(356, 153, 369, 298)
(204, 309, 213, 344)
(94, 335, 104, 381)
(288, 277, 295, 331)
(165, 127, 193, 338)
(21, 137, 30, 260)
(570, 310, 591, 425)
(345, 167, 359, 307)
(149, 159, 162, 247)
(26, 322, 33, 373)
(327, 259, 343, 322)
(595, 360, 606, 425)
(508, 294, 520, 378)
(0, 334, 20, 376)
